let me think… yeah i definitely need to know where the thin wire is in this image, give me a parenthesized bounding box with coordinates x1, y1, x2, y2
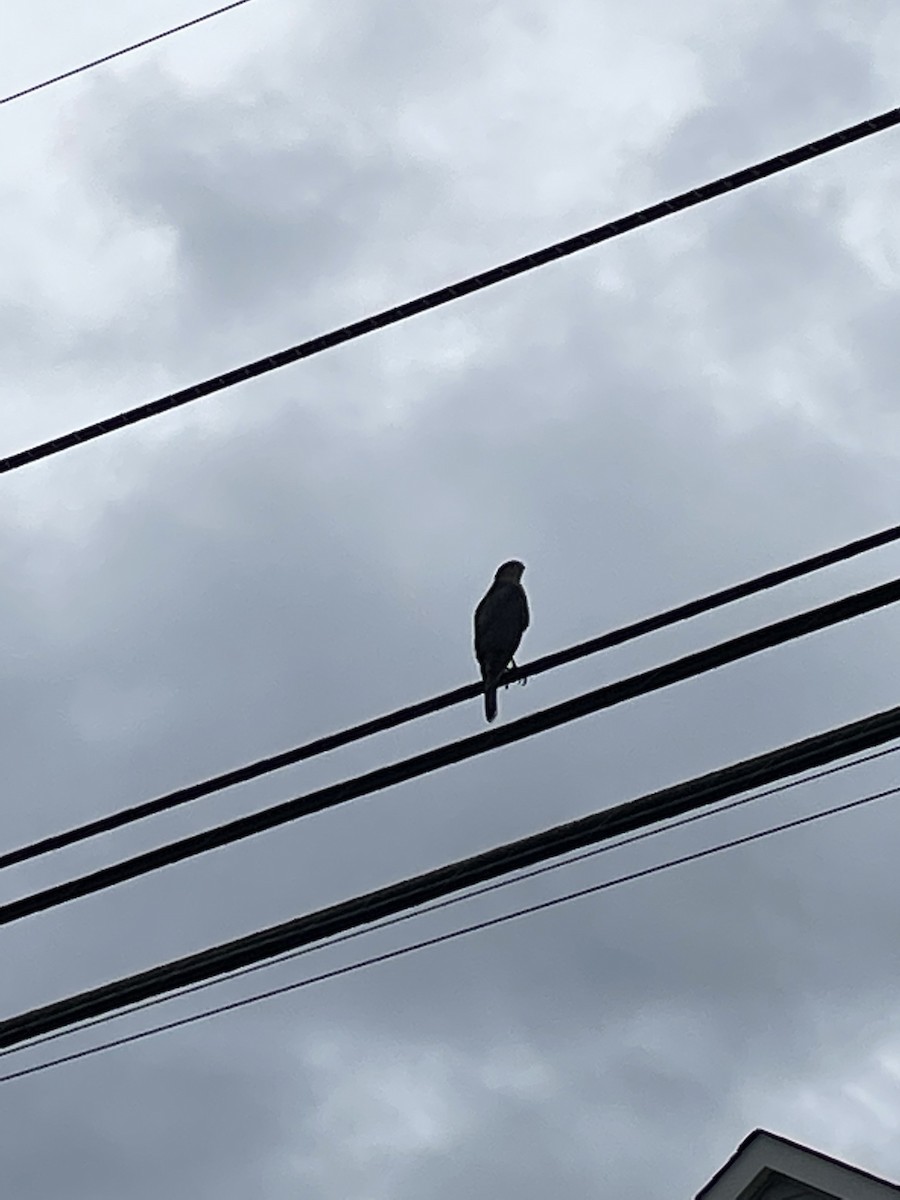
(2, 772, 896, 1085)
(4, 519, 899, 875)
(0, 1, 258, 107)
(1, 106, 898, 475)
(6, 741, 896, 1064)
(1, 576, 897, 933)
(6, 698, 900, 1053)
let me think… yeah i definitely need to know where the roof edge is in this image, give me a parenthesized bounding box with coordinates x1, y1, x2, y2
(696, 1129, 900, 1200)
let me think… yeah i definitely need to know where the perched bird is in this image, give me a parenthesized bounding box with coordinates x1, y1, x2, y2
(474, 560, 530, 723)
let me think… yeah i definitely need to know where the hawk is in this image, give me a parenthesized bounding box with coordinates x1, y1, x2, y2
(474, 560, 530, 723)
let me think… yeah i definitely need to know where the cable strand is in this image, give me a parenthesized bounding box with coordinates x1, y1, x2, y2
(2, 769, 895, 1085)
(0, 577, 897, 932)
(2, 696, 899, 1050)
(0, 1, 258, 106)
(1, 106, 897, 473)
(3, 520, 898, 874)
(5, 740, 896, 1063)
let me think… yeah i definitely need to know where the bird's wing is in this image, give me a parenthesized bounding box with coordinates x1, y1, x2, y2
(474, 584, 502, 643)
(517, 586, 530, 632)
(477, 584, 527, 651)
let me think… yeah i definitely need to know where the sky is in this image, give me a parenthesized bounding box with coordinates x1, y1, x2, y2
(1, 0, 900, 1196)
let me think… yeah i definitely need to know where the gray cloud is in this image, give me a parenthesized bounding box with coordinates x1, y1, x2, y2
(1, 1, 899, 1198)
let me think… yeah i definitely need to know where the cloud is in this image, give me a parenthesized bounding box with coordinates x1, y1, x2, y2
(0, 1, 899, 1198)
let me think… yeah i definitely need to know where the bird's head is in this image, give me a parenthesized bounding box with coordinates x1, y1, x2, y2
(495, 560, 526, 583)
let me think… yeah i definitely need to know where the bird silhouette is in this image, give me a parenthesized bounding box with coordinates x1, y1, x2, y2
(474, 560, 530, 722)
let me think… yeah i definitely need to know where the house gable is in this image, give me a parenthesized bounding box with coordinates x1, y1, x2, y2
(696, 1130, 900, 1200)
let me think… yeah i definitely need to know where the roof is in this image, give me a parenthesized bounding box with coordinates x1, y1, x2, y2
(695, 1129, 900, 1200)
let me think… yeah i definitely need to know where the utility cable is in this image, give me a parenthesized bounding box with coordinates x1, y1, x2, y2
(5, 740, 898, 1066)
(0, 576, 897, 932)
(1, 106, 898, 475)
(2, 696, 900, 1050)
(3, 520, 899, 875)
(3, 746, 899, 1081)
(0, 2, 258, 107)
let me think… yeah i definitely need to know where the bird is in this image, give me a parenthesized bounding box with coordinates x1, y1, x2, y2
(474, 560, 530, 723)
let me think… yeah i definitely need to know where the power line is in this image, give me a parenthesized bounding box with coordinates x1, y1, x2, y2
(2, 697, 900, 1051)
(0, 1, 258, 107)
(4, 520, 899, 875)
(3, 749, 899, 1082)
(1, 106, 898, 476)
(8, 741, 898, 1065)
(1, 576, 898, 932)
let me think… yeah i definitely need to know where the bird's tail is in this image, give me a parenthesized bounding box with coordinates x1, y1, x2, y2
(483, 683, 498, 723)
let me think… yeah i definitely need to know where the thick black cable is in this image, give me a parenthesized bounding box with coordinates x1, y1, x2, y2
(7, 741, 897, 1065)
(1, 106, 898, 475)
(3, 767, 898, 1083)
(0, 1, 258, 107)
(4, 521, 899, 875)
(2, 696, 900, 1050)
(0, 576, 898, 933)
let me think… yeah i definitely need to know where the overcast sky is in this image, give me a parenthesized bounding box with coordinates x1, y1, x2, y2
(1, 1, 900, 1196)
